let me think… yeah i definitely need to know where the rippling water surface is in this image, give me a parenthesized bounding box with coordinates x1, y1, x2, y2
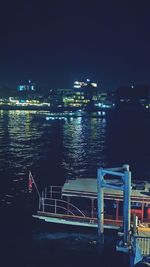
(0, 110, 150, 266)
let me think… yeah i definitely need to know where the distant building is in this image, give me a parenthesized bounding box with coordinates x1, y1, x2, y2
(49, 88, 74, 108)
(73, 79, 99, 108)
(18, 80, 36, 91)
(47, 79, 117, 109)
(116, 84, 150, 108)
(48, 79, 99, 109)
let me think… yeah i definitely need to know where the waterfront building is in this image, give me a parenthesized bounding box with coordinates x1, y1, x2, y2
(47, 80, 115, 109)
(73, 79, 99, 108)
(48, 88, 74, 108)
(48, 80, 100, 109)
(7, 96, 50, 107)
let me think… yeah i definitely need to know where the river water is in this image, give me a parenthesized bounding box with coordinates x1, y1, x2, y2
(0, 110, 150, 267)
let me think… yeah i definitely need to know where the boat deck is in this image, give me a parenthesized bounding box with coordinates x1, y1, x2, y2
(33, 211, 121, 230)
(138, 224, 150, 237)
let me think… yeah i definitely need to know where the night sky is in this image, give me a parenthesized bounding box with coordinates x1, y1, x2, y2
(0, 1, 150, 90)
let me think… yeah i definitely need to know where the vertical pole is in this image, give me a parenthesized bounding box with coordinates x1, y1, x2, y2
(39, 196, 41, 210)
(133, 213, 136, 234)
(141, 201, 144, 223)
(45, 187, 47, 199)
(97, 168, 104, 244)
(91, 198, 94, 218)
(55, 199, 57, 214)
(67, 196, 70, 215)
(116, 200, 119, 221)
(42, 191, 44, 212)
(50, 186, 52, 198)
(123, 170, 131, 244)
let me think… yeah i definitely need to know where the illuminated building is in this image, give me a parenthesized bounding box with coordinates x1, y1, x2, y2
(49, 79, 99, 108)
(73, 79, 99, 108)
(48, 79, 115, 109)
(8, 97, 50, 107)
(73, 79, 97, 89)
(18, 80, 36, 91)
(49, 88, 74, 108)
(72, 81, 116, 109)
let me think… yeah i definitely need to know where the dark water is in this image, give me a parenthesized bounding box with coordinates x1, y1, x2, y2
(0, 110, 150, 267)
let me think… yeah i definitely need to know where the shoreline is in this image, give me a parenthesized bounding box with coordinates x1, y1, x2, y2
(0, 105, 114, 112)
(0, 105, 149, 113)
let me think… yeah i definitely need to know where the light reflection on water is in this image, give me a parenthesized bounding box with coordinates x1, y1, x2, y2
(62, 117, 107, 178)
(0, 110, 150, 199)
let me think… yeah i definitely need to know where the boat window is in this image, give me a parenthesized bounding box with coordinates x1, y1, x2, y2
(131, 202, 142, 208)
(145, 203, 150, 207)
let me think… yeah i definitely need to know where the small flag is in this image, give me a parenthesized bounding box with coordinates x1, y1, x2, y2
(28, 171, 34, 193)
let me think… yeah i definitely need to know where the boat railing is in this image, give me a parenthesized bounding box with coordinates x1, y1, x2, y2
(38, 196, 124, 226)
(133, 236, 150, 256)
(39, 197, 86, 217)
(42, 186, 63, 199)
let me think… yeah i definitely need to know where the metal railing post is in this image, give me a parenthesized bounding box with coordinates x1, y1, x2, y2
(39, 196, 41, 210)
(123, 170, 131, 244)
(97, 168, 104, 244)
(50, 186, 52, 198)
(45, 187, 47, 198)
(67, 196, 70, 215)
(91, 198, 94, 218)
(42, 191, 44, 212)
(55, 199, 57, 214)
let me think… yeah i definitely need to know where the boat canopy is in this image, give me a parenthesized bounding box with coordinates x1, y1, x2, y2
(62, 178, 150, 203)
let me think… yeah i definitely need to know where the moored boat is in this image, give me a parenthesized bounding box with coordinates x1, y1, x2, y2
(30, 171, 150, 231)
(32, 110, 107, 122)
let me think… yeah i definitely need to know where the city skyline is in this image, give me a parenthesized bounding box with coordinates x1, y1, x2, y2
(1, 78, 150, 93)
(0, 1, 150, 90)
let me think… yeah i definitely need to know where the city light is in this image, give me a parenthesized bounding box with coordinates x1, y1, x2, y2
(0, 81, 149, 110)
